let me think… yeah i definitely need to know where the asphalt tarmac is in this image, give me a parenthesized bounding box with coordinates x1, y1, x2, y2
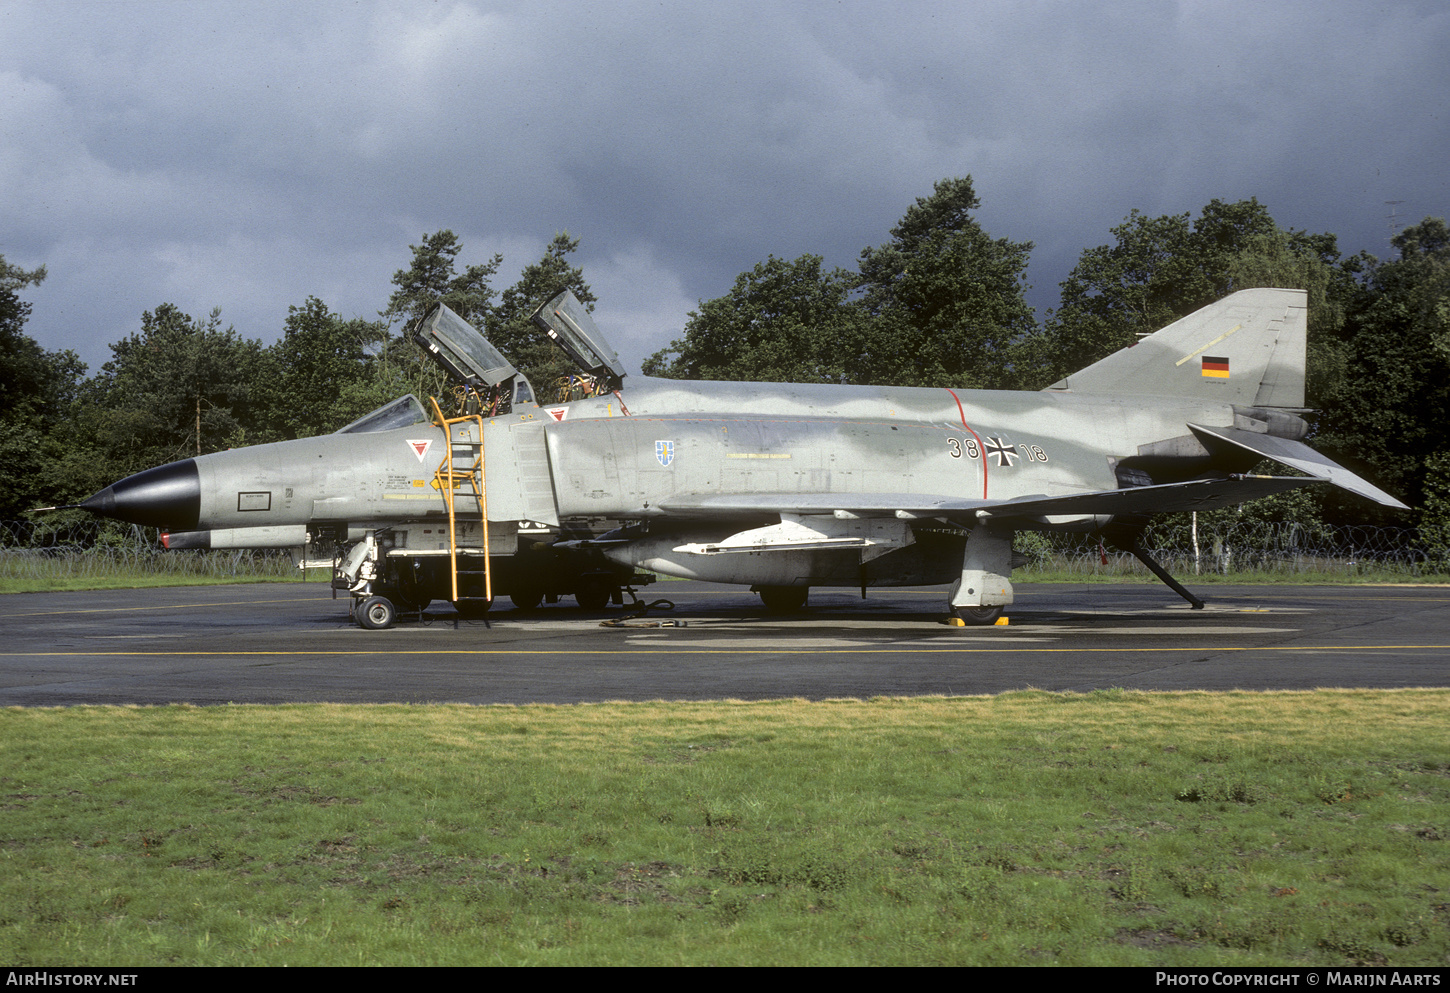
(3, 580, 1449, 706)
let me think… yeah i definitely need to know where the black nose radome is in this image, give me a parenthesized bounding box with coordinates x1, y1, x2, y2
(81, 459, 201, 530)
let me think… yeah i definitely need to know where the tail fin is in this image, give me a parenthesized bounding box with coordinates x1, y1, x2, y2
(1045, 287, 1307, 407)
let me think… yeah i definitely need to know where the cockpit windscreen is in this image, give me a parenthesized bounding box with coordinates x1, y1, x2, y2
(335, 395, 430, 434)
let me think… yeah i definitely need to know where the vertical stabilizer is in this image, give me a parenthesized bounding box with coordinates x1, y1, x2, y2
(1046, 287, 1307, 407)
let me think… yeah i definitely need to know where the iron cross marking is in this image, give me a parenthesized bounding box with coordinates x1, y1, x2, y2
(983, 437, 1018, 467)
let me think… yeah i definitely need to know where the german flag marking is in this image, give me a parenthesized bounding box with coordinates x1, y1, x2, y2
(1201, 355, 1230, 379)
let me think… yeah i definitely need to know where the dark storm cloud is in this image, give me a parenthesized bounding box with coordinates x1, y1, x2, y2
(3, 0, 1446, 376)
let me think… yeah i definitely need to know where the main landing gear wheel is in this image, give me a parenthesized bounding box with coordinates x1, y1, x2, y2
(511, 587, 544, 611)
(953, 604, 1003, 626)
(357, 595, 397, 630)
(758, 586, 809, 614)
(575, 580, 612, 611)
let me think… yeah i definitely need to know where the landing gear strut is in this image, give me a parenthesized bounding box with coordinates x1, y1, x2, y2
(948, 525, 1013, 620)
(1106, 530, 1205, 610)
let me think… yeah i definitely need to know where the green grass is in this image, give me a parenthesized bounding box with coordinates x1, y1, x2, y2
(0, 568, 331, 595)
(2, 691, 1448, 966)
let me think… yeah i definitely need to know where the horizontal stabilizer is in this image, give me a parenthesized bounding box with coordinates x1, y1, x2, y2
(1188, 424, 1409, 509)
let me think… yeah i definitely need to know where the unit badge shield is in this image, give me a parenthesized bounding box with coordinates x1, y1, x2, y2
(655, 440, 675, 467)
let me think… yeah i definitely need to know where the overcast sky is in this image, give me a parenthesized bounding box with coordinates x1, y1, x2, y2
(4, 0, 1447, 379)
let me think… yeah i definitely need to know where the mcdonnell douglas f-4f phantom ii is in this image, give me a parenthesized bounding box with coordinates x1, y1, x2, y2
(76, 286, 1406, 628)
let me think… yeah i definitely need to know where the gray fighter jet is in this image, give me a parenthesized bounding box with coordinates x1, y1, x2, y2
(78, 286, 1406, 627)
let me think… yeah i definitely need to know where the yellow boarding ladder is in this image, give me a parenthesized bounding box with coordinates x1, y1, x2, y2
(429, 398, 490, 606)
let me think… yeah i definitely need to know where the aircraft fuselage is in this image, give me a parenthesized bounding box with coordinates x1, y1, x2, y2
(106, 377, 1244, 540)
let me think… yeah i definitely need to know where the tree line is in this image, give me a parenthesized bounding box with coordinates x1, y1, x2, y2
(3, 176, 1447, 539)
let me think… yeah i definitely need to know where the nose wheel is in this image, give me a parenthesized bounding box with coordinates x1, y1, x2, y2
(356, 595, 397, 630)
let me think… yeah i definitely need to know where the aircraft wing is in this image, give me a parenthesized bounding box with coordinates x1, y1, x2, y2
(654, 474, 1320, 524)
(969, 475, 1318, 520)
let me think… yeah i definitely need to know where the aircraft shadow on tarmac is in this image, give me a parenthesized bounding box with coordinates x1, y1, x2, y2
(311, 589, 1302, 635)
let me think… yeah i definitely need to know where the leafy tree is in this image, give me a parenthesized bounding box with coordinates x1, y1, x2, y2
(376, 231, 505, 405)
(1, 257, 84, 424)
(1315, 217, 1450, 515)
(0, 257, 91, 520)
(1030, 208, 1198, 383)
(485, 232, 597, 398)
(0, 256, 49, 426)
(382, 230, 502, 331)
(855, 176, 1036, 388)
(643, 254, 865, 382)
(1419, 452, 1450, 561)
(257, 297, 391, 440)
(89, 304, 266, 471)
(647, 178, 1034, 389)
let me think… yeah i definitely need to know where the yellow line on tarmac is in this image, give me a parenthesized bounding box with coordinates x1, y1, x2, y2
(1207, 593, 1450, 600)
(5, 644, 1449, 658)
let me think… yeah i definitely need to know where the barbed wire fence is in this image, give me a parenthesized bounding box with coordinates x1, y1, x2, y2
(1, 519, 301, 584)
(4, 516, 1447, 586)
(1014, 518, 1449, 579)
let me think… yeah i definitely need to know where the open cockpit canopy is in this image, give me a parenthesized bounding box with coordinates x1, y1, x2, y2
(410, 303, 535, 415)
(407, 292, 627, 413)
(530, 289, 627, 390)
(412, 304, 521, 390)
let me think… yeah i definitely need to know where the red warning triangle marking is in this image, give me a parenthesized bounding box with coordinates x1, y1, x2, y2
(407, 439, 433, 461)
(545, 406, 568, 421)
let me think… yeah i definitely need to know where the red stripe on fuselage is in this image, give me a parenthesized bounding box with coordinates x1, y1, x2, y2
(945, 389, 988, 500)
